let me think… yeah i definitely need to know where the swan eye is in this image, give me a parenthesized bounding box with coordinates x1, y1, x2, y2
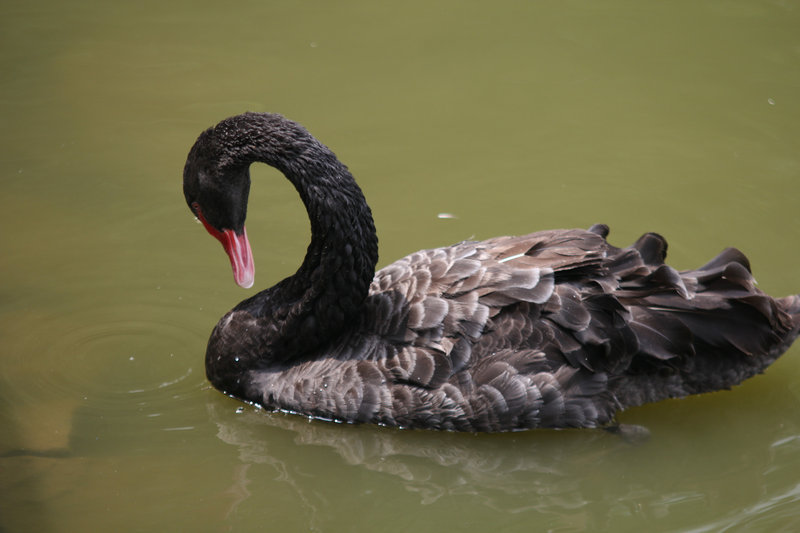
(190, 202, 204, 224)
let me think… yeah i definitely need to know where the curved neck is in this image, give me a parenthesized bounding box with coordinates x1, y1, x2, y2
(220, 113, 379, 360)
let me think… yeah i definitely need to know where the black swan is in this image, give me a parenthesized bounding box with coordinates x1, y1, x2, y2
(183, 112, 800, 432)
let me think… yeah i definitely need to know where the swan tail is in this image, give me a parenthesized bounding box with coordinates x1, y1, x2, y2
(607, 241, 800, 408)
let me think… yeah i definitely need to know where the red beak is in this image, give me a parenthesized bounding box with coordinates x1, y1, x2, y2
(195, 209, 255, 289)
(218, 226, 255, 289)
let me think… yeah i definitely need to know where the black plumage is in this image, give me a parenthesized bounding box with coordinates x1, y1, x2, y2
(183, 112, 800, 432)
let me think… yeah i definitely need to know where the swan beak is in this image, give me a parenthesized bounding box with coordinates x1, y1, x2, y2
(193, 206, 255, 288)
(220, 227, 255, 289)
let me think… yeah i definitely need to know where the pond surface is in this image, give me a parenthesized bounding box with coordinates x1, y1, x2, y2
(2, 0, 800, 531)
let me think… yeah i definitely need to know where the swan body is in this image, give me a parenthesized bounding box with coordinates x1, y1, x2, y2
(184, 112, 800, 432)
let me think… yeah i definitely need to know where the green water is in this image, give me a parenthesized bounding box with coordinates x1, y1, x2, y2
(2, 0, 800, 531)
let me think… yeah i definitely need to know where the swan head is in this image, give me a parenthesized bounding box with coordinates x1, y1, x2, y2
(184, 125, 255, 289)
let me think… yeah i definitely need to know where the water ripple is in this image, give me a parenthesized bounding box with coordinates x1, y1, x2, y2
(0, 296, 214, 451)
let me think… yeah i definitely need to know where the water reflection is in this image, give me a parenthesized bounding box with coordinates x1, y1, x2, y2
(207, 401, 613, 527)
(207, 397, 800, 530)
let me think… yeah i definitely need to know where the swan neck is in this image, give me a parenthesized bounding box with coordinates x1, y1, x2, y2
(225, 113, 378, 360)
